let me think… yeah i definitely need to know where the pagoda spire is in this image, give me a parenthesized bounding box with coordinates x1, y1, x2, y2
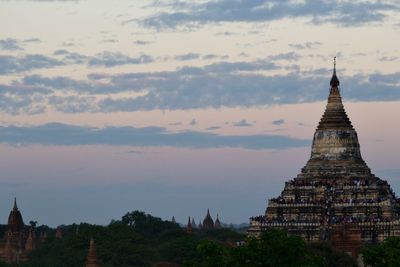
(202, 209, 214, 230)
(299, 58, 370, 176)
(330, 56, 340, 89)
(186, 216, 193, 234)
(25, 227, 36, 252)
(215, 214, 222, 229)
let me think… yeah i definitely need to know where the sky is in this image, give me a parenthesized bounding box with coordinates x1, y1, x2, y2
(0, 0, 399, 227)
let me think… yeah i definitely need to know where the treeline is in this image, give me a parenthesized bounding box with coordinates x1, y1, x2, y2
(0, 211, 399, 266)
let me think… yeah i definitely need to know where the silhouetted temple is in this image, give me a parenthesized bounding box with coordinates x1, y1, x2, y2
(249, 59, 400, 256)
(186, 216, 193, 234)
(214, 214, 222, 229)
(202, 209, 214, 230)
(0, 198, 38, 264)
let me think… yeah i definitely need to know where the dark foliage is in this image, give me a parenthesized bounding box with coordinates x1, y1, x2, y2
(362, 237, 400, 267)
(15, 211, 243, 267)
(0, 212, 358, 267)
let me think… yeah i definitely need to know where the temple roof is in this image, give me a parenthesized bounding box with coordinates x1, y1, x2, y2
(330, 57, 340, 88)
(7, 198, 24, 233)
(187, 216, 193, 233)
(215, 214, 221, 229)
(202, 209, 214, 230)
(316, 61, 353, 131)
(300, 59, 370, 176)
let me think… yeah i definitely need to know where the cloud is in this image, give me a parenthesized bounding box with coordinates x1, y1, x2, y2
(52, 50, 154, 67)
(0, 54, 64, 75)
(61, 41, 76, 47)
(233, 120, 253, 127)
(169, 122, 182, 126)
(102, 39, 118, 43)
(268, 52, 300, 61)
(174, 53, 201, 61)
(202, 54, 219, 60)
(289, 42, 322, 50)
(119, 150, 146, 155)
(272, 119, 285, 126)
(205, 126, 221, 131)
(215, 31, 237, 36)
(22, 38, 41, 43)
(47, 95, 97, 113)
(298, 122, 311, 127)
(53, 49, 88, 64)
(53, 49, 69, 55)
(134, 40, 153, 45)
(0, 84, 48, 115)
(139, 0, 398, 29)
(88, 51, 154, 67)
(0, 38, 24, 51)
(3, 57, 400, 114)
(379, 56, 398, 62)
(0, 123, 310, 150)
(189, 119, 197, 126)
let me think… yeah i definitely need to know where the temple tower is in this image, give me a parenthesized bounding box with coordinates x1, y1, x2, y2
(249, 59, 400, 256)
(202, 209, 214, 230)
(191, 218, 197, 228)
(186, 216, 193, 234)
(215, 214, 222, 229)
(0, 198, 30, 264)
(24, 228, 36, 252)
(7, 198, 25, 243)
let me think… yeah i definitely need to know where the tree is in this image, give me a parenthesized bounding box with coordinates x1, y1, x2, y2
(196, 240, 230, 267)
(194, 230, 326, 267)
(120, 210, 179, 237)
(229, 230, 324, 267)
(29, 221, 38, 228)
(362, 237, 400, 267)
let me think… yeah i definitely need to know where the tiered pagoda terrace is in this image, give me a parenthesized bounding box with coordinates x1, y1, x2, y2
(249, 60, 400, 255)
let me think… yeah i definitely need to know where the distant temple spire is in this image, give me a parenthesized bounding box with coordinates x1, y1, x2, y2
(214, 214, 222, 229)
(25, 227, 36, 252)
(8, 198, 24, 233)
(330, 56, 340, 88)
(202, 209, 214, 230)
(186, 216, 192, 234)
(13, 197, 18, 211)
(191, 218, 197, 228)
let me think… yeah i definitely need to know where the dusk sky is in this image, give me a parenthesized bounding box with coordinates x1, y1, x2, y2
(0, 0, 399, 227)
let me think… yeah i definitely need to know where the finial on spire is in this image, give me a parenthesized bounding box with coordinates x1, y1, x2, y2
(330, 56, 340, 88)
(13, 197, 18, 210)
(334, 56, 336, 71)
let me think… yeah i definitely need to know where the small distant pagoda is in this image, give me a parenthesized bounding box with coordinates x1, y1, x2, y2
(215, 214, 222, 229)
(202, 209, 214, 230)
(0, 198, 37, 263)
(249, 59, 400, 256)
(186, 217, 193, 234)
